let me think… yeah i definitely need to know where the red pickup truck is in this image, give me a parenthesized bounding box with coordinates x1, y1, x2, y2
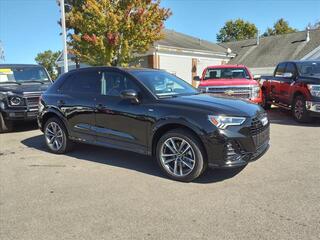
(260, 60, 320, 122)
(194, 65, 262, 104)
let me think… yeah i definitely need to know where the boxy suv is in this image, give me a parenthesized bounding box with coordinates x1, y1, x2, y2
(0, 64, 52, 132)
(38, 67, 270, 182)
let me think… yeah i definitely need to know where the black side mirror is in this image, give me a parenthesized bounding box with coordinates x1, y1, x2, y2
(120, 89, 139, 103)
(193, 76, 201, 81)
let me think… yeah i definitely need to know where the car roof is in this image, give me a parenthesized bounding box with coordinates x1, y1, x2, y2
(0, 64, 42, 68)
(67, 66, 163, 74)
(205, 64, 248, 69)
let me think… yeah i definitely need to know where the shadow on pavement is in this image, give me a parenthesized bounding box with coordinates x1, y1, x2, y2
(21, 134, 244, 184)
(267, 107, 320, 127)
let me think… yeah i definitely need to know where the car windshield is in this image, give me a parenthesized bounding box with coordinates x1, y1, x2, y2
(131, 70, 198, 97)
(0, 66, 50, 83)
(296, 61, 320, 76)
(204, 68, 250, 80)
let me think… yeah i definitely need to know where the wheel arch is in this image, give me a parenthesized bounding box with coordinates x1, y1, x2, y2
(151, 121, 206, 159)
(41, 109, 69, 134)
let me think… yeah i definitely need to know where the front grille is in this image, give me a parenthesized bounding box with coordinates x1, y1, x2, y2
(250, 113, 270, 148)
(26, 96, 40, 107)
(207, 86, 252, 99)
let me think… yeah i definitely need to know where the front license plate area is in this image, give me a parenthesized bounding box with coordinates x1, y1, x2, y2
(252, 127, 269, 148)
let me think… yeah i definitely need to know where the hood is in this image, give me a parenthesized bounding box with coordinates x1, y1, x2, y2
(199, 79, 257, 87)
(0, 82, 51, 95)
(162, 94, 263, 117)
(299, 74, 320, 84)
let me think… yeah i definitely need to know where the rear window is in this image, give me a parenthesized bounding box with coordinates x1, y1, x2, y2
(203, 68, 250, 80)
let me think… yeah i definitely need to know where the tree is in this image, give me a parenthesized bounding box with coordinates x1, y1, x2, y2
(63, 0, 171, 66)
(216, 19, 257, 42)
(263, 18, 297, 36)
(35, 50, 61, 80)
(307, 19, 320, 30)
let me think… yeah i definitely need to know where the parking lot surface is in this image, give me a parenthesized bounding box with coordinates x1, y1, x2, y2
(1, 108, 320, 240)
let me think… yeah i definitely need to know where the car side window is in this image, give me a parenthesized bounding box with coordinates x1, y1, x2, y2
(60, 71, 101, 94)
(285, 63, 297, 77)
(100, 71, 140, 97)
(275, 63, 287, 77)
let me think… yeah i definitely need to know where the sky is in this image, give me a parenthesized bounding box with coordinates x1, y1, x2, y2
(0, 0, 319, 64)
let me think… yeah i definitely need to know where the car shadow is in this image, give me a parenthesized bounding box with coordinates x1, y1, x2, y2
(266, 107, 320, 127)
(8, 121, 39, 133)
(21, 134, 245, 184)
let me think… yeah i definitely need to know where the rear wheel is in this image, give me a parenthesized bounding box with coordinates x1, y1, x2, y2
(292, 95, 311, 123)
(262, 90, 271, 110)
(156, 129, 207, 182)
(0, 112, 13, 133)
(44, 117, 73, 153)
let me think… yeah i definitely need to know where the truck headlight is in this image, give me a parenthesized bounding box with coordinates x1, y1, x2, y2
(208, 115, 246, 129)
(307, 84, 320, 97)
(9, 96, 24, 106)
(251, 85, 260, 99)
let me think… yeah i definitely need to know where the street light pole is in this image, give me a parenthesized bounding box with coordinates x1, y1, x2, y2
(60, 0, 68, 73)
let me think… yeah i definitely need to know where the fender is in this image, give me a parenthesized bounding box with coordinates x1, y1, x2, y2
(39, 106, 70, 134)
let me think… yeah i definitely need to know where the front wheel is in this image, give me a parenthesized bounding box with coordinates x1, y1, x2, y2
(292, 95, 312, 123)
(261, 90, 271, 110)
(0, 112, 13, 133)
(44, 117, 73, 153)
(156, 129, 207, 182)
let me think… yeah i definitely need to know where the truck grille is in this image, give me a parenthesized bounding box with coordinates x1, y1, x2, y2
(206, 86, 252, 99)
(26, 96, 40, 107)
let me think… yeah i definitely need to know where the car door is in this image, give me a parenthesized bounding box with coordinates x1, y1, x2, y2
(279, 62, 297, 104)
(94, 70, 150, 154)
(270, 62, 287, 101)
(57, 70, 100, 142)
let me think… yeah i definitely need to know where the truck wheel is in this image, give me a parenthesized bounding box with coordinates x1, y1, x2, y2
(0, 112, 13, 133)
(262, 90, 271, 110)
(292, 95, 311, 123)
(156, 128, 207, 182)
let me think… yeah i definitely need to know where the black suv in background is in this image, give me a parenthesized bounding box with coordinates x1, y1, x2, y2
(0, 64, 52, 132)
(38, 67, 270, 181)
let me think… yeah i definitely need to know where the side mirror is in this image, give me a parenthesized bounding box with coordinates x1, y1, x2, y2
(253, 74, 261, 80)
(193, 76, 201, 81)
(120, 89, 139, 103)
(283, 72, 293, 78)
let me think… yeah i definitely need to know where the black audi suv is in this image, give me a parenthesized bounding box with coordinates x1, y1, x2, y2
(38, 67, 270, 181)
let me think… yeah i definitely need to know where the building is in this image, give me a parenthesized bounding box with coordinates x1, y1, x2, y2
(220, 29, 320, 75)
(56, 29, 234, 85)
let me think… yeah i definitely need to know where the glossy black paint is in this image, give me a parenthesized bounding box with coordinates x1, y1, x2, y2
(38, 67, 270, 168)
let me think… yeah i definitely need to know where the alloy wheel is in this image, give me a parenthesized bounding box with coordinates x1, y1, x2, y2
(294, 99, 304, 120)
(45, 122, 64, 151)
(160, 137, 196, 177)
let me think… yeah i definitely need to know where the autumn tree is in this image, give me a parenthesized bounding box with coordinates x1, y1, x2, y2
(63, 0, 171, 66)
(216, 19, 257, 42)
(35, 50, 61, 80)
(263, 18, 297, 36)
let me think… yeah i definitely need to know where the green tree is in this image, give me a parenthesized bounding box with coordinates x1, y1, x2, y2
(263, 18, 297, 36)
(63, 0, 171, 66)
(35, 50, 61, 80)
(216, 19, 257, 42)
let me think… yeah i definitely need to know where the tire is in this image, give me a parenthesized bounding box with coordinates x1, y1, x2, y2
(156, 128, 207, 182)
(262, 90, 271, 110)
(292, 95, 312, 123)
(0, 112, 13, 133)
(43, 117, 73, 153)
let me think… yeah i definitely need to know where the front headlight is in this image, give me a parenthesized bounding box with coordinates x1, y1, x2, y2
(307, 84, 320, 97)
(251, 85, 260, 99)
(208, 115, 246, 129)
(9, 96, 24, 106)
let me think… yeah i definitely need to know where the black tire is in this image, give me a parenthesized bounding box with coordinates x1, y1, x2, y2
(43, 117, 74, 153)
(156, 128, 207, 182)
(0, 112, 13, 133)
(292, 95, 312, 123)
(262, 90, 271, 110)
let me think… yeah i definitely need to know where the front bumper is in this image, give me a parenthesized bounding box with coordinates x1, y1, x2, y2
(203, 115, 270, 169)
(1, 108, 38, 121)
(306, 101, 320, 116)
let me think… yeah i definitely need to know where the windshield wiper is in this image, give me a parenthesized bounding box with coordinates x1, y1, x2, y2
(0, 81, 21, 85)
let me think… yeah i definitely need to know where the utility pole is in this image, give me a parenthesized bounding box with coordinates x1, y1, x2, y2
(0, 41, 5, 63)
(60, 0, 68, 73)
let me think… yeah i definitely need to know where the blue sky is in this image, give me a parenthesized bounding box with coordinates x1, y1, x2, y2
(0, 0, 319, 64)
